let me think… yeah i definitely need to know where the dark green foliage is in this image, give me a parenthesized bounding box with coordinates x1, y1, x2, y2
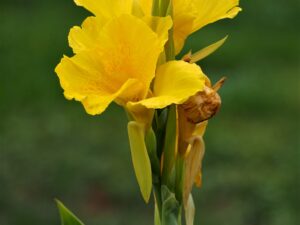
(0, 0, 299, 225)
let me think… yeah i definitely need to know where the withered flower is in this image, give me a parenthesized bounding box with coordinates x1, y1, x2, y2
(180, 77, 226, 124)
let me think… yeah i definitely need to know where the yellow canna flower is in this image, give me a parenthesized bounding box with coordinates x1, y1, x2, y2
(55, 2, 207, 202)
(55, 14, 206, 121)
(138, 0, 241, 54)
(56, 14, 169, 115)
(54, 0, 239, 220)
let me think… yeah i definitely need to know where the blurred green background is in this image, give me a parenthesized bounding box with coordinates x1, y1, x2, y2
(0, 0, 299, 225)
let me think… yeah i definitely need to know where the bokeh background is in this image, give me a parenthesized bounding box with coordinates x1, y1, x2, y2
(0, 0, 299, 225)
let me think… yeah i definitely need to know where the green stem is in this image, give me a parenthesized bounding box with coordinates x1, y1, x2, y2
(152, 0, 183, 224)
(164, 0, 175, 61)
(175, 156, 185, 204)
(161, 105, 177, 187)
(154, 183, 163, 218)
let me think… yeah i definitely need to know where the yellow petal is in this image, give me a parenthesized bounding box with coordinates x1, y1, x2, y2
(142, 16, 173, 47)
(173, 12, 196, 54)
(55, 54, 107, 102)
(68, 16, 104, 53)
(132, 0, 146, 17)
(74, 0, 132, 20)
(142, 16, 173, 64)
(55, 54, 141, 115)
(97, 14, 168, 100)
(138, 0, 152, 15)
(136, 0, 241, 55)
(192, 0, 241, 32)
(56, 15, 168, 115)
(172, 0, 241, 54)
(129, 61, 205, 109)
(173, 0, 197, 54)
(82, 79, 141, 115)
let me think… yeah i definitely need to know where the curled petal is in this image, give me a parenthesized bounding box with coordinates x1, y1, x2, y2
(55, 54, 141, 115)
(82, 79, 142, 115)
(128, 61, 205, 109)
(68, 17, 104, 53)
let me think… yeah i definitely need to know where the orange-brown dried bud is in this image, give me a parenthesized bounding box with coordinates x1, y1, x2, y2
(182, 51, 192, 63)
(180, 77, 226, 124)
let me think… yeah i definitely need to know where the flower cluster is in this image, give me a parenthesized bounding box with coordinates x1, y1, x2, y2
(55, 1, 241, 225)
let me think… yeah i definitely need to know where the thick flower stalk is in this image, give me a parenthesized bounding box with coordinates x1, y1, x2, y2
(55, 0, 241, 225)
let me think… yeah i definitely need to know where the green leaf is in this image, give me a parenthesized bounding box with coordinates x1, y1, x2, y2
(127, 121, 152, 203)
(155, 109, 168, 159)
(55, 200, 84, 225)
(161, 186, 181, 225)
(190, 36, 228, 63)
(175, 156, 185, 204)
(162, 105, 177, 186)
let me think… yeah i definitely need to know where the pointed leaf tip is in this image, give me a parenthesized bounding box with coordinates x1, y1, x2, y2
(185, 194, 195, 225)
(190, 36, 228, 63)
(55, 199, 85, 225)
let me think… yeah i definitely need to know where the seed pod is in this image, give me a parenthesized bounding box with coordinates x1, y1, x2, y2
(181, 77, 226, 124)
